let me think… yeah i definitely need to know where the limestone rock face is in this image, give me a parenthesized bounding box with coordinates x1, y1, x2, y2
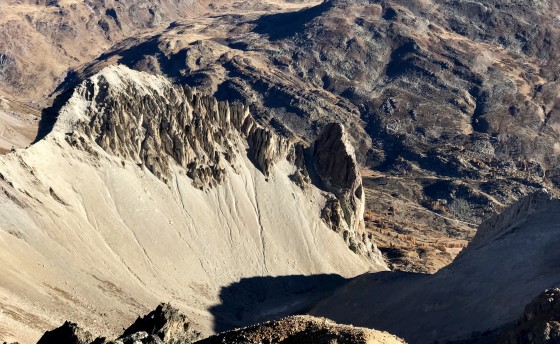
(0, 65, 388, 342)
(57, 65, 382, 263)
(313, 123, 362, 196)
(313, 123, 378, 258)
(64, 66, 291, 188)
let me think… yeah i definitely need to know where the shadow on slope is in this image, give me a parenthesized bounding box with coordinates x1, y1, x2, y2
(33, 89, 75, 143)
(251, 1, 332, 41)
(310, 192, 560, 343)
(209, 274, 349, 333)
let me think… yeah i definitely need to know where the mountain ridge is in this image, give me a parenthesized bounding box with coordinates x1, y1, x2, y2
(0, 65, 384, 343)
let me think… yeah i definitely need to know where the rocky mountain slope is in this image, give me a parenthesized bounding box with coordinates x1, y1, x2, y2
(310, 190, 560, 343)
(2, 1, 560, 342)
(0, 0, 321, 150)
(0, 65, 385, 343)
(4, 0, 560, 271)
(0, 0, 255, 102)
(27, 191, 560, 344)
(44, 0, 560, 272)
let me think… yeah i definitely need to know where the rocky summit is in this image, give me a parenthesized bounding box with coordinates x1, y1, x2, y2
(37, 304, 405, 344)
(2, 1, 560, 344)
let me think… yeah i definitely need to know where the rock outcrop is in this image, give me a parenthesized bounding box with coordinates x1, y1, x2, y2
(313, 123, 365, 233)
(120, 303, 201, 344)
(190, 315, 404, 344)
(37, 308, 405, 344)
(57, 65, 381, 263)
(58, 0, 560, 272)
(64, 66, 291, 187)
(500, 288, 560, 344)
(36, 321, 100, 344)
(461, 288, 560, 343)
(36, 304, 199, 344)
(313, 123, 379, 258)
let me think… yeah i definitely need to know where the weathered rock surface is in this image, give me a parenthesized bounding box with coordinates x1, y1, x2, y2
(196, 315, 406, 344)
(120, 303, 201, 344)
(57, 65, 378, 259)
(501, 288, 560, 344)
(313, 123, 379, 258)
(38, 307, 405, 344)
(66, 66, 291, 186)
(47, 0, 560, 272)
(2, 0, 560, 272)
(36, 304, 199, 344)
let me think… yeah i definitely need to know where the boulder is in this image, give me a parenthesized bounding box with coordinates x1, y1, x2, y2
(120, 303, 200, 344)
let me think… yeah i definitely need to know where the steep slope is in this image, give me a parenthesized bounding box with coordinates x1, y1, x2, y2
(0, 65, 385, 343)
(310, 190, 560, 343)
(1, 0, 559, 272)
(52, 0, 560, 271)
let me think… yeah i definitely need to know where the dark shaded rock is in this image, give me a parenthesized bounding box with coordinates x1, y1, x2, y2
(36, 321, 101, 344)
(500, 288, 560, 344)
(37, 304, 199, 344)
(120, 303, 200, 344)
(313, 123, 364, 232)
(313, 123, 361, 195)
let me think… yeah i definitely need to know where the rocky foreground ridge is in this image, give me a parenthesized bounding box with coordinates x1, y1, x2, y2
(0, 65, 385, 342)
(31, 303, 405, 344)
(22, 285, 560, 344)
(36, 304, 200, 344)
